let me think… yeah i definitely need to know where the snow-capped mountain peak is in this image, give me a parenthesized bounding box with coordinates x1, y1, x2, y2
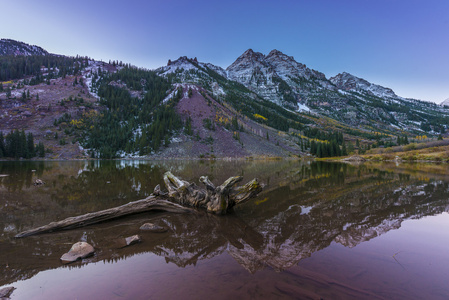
(226, 49, 331, 109)
(226, 49, 267, 75)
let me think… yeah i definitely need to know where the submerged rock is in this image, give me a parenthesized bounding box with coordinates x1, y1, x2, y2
(60, 242, 95, 264)
(140, 223, 168, 233)
(115, 235, 142, 248)
(125, 235, 141, 246)
(0, 286, 15, 299)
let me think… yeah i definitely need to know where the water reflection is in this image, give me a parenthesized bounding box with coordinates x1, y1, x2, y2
(1, 160, 449, 287)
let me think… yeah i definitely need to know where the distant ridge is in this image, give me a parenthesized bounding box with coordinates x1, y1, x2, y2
(0, 39, 49, 56)
(441, 98, 449, 107)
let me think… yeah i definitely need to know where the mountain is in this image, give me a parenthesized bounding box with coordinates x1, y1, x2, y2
(226, 49, 332, 110)
(225, 49, 449, 136)
(0, 39, 49, 56)
(1, 39, 449, 160)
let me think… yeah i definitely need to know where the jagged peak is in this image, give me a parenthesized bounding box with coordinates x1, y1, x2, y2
(266, 49, 293, 60)
(226, 49, 266, 72)
(158, 55, 227, 80)
(243, 48, 255, 55)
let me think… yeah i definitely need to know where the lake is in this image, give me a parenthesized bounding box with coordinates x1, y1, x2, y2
(1, 160, 449, 299)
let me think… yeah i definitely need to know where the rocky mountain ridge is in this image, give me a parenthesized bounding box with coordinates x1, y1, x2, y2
(329, 71, 397, 98)
(158, 49, 449, 137)
(0, 39, 49, 56)
(440, 98, 449, 107)
(226, 49, 332, 109)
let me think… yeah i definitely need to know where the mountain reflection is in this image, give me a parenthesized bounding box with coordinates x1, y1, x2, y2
(1, 160, 449, 285)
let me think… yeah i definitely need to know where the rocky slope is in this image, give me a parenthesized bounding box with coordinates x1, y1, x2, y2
(329, 72, 397, 98)
(0, 39, 49, 56)
(226, 49, 332, 110)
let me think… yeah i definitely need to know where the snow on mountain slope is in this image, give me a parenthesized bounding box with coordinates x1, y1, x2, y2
(226, 49, 334, 109)
(157, 56, 227, 78)
(226, 49, 282, 104)
(264, 49, 326, 82)
(330, 72, 397, 98)
(157, 56, 200, 75)
(156, 56, 228, 95)
(0, 39, 49, 56)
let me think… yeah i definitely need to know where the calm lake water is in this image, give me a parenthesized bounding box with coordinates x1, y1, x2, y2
(1, 160, 449, 299)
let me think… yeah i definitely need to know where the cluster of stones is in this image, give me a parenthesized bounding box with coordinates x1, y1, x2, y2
(60, 222, 167, 264)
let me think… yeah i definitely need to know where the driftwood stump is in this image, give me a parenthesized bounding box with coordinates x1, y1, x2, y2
(161, 172, 263, 214)
(15, 172, 263, 237)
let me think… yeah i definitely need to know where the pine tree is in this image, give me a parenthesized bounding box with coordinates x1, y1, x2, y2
(19, 130, 27, 158)
(37, 142, 45, 157)
(0, 131, 4, 158)
(316, 143, 322, 158)
(26, 132, 35, 158)
(342, 142, 348, 156)
(310, 140, 317, 155)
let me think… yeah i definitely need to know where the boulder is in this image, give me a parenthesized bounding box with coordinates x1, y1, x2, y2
(0, 287, 15, 299)
(139, 223, 168, 233)
(60, 242, 95, 264)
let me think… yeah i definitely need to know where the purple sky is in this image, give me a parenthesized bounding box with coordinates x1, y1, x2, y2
(2, 0, 448, 103)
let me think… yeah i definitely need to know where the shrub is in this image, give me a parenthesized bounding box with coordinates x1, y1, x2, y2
(404, 143, 417, 151)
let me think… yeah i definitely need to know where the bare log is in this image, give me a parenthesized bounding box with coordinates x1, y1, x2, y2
(15, 197, 192, 238)
(163, 172, 263, 214)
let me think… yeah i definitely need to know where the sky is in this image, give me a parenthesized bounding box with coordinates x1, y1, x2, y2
(1, 0, 448, 103)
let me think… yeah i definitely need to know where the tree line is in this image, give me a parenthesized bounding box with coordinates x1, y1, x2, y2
(0, 54, 88, 82)
(0, 130, 45, 159)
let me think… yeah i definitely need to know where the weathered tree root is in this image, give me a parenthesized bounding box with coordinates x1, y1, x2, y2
(15, 172, 263, 238)
(161, 171, 263, 214)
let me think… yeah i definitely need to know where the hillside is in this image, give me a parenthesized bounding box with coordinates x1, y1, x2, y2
(0, 39, 48, 56)
(1, 39, 449, 160)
